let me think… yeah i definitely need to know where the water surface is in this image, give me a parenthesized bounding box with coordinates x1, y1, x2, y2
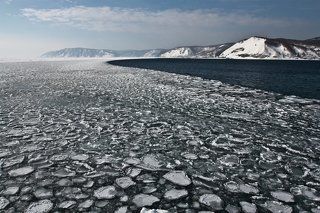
(109, 58, 320, 99)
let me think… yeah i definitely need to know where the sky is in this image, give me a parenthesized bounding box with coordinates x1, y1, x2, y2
(0, 0, 320, 58)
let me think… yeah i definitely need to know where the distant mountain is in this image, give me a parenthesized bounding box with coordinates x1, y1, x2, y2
(159, 44, 233, 58)
(42, 48, 115, 58)
(307, 37, 320, 41)
(42, 36, 320, 60)
(41, 48, 164, 58)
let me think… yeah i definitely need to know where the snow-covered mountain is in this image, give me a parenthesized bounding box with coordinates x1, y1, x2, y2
(41, 48, 165, 58)
(160, 47, 194, 58)
(42, 36, 320, 60)
(42, 45, 231, 59)
(42, 48, 115, 58)
(159, 44, 232, 58)
(220, 36, 320, 59)
(141, 49, 164, 57)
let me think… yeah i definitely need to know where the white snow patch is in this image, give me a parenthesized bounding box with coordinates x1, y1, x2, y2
(220, 37, 267, 59)
(161, 47, 193, 58)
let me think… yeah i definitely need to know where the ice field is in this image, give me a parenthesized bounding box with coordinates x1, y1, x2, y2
(0, 60, 319, 212)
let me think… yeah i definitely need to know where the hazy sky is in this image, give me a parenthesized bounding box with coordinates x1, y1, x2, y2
(1, 0, 320, 58)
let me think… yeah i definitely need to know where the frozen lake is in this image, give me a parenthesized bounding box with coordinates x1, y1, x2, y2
(0, 60, 319, 212)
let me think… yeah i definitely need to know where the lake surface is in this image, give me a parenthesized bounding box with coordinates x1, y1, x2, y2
(109, 58, 320, 99)
(0, 60, 319, 212)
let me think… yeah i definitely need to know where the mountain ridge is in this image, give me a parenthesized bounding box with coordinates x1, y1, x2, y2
(42, 36, 320, 60)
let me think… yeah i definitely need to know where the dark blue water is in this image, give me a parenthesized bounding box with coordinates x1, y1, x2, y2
(108, 58, 320, 100)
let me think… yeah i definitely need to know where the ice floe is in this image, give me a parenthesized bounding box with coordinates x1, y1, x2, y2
(8, 166, 34, 177)
(262, 201, 293, 213)
(58, 200, 77, 209)
(71, 154, 89, 161)
(78, 199, 94, 209)
(1, 186, 19, 195)
(199, 194, 224, 210)
(164, 189, 188, 200)
(0, 197, 10, 210)
(52, 168, 76, 177)
(132, 194, 160, 207)
(271, 191, 295, 203)
(25, 200, 53, 213)
(140, 208, 169, 213)
(94, 186, 117, 199)
(240, 201, 257, 213)
(116, 177, 136, 189)
(163, 171, 191, 186)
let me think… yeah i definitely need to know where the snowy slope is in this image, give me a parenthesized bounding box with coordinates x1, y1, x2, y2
(195, 44, 233, 58)
(220, 37, 320, 59)
(160, 47, 194, 58)
(143, 49, 165, 57)
(220, 37, 267, 59)
(159, 44, 232, 58)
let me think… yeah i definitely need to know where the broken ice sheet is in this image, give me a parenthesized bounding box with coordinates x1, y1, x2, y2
(0, 60, 319, 212)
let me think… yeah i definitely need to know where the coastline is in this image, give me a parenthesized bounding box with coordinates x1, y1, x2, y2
(2, 56, 320, 64)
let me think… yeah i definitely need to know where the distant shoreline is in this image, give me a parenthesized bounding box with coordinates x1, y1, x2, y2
(1, 56, 320, 64)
